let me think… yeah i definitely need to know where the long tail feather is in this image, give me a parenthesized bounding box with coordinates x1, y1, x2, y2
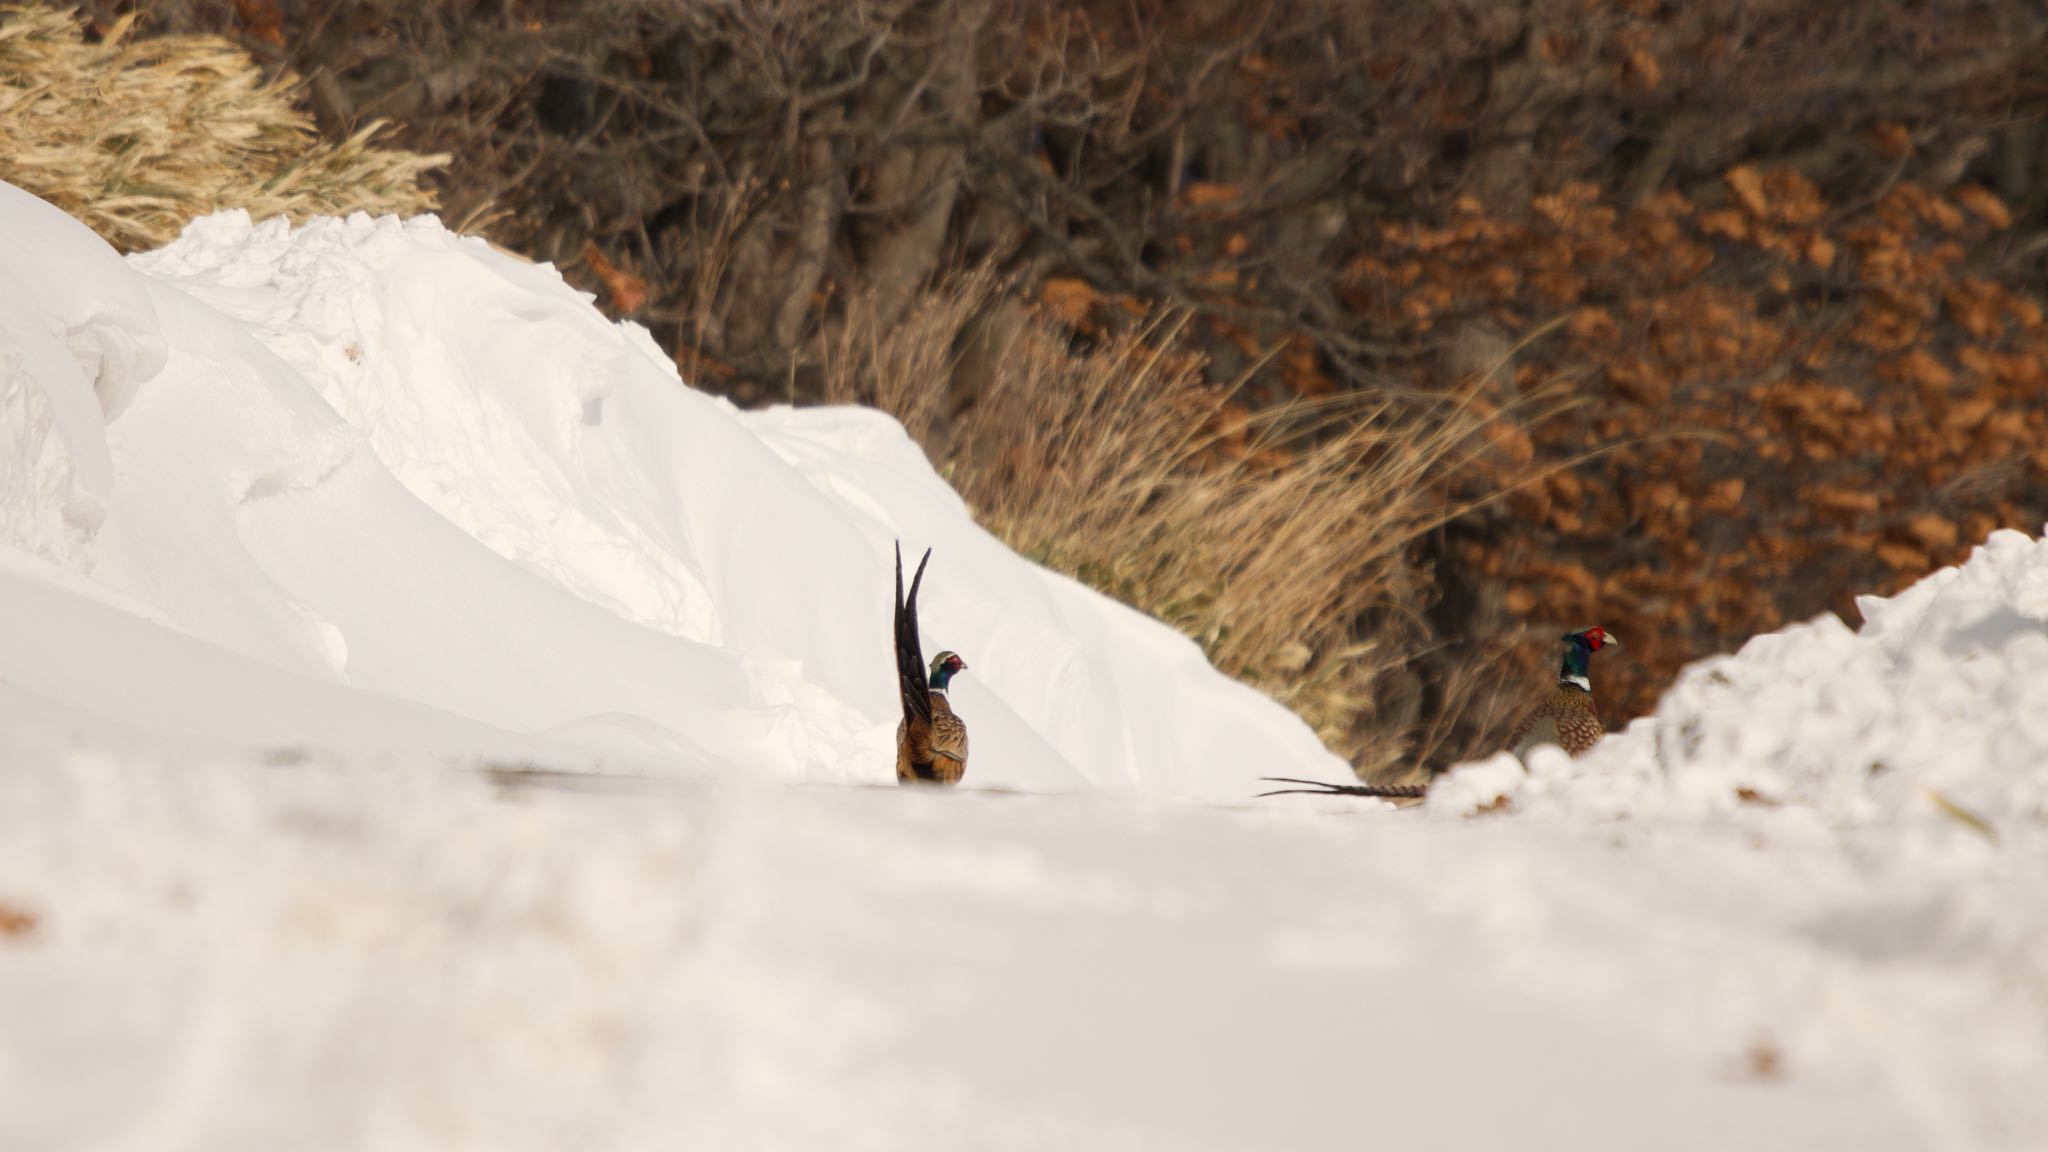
(894, 543, 935, 732)
(1256, 776, 1429, 800)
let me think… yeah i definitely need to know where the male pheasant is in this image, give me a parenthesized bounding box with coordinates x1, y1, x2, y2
(1505, 625, 1618, 758)
(1259, 626, 1619, 799)
(894, 543, 970, 785)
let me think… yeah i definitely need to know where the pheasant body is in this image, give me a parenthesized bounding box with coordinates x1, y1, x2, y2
(1508, 684, 1605, 758)
(892, 544, 969, 786)
(896, 689, 969, 784)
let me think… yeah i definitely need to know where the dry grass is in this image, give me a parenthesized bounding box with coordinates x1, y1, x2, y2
(0, 5, 444, 252)
(826, 270, 1502, 778)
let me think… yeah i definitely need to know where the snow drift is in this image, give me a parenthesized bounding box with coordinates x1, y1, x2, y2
(1429, 528, 2048, 844)
(0, 178, 1343, 798)
(1405, 529, 2048, 1147)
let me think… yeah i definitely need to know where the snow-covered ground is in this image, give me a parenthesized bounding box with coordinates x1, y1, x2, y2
(0, 180, 2042, 1150)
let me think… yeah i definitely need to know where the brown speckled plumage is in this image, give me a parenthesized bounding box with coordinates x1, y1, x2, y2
(897, 691, 969, 784)
(1508, 683, 1606, 758)
(893, 544, 969, 786)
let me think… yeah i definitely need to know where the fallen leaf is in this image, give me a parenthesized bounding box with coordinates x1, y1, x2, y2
(580, 242, 649, 314)
(1039, 277, 1099, 330)
(1742, 1036, 1787, 1081)
(1811, 487, 1881, 516)
(1926, 788, 1996, 841)
(1698, 209, 1748, 240)
(235, 0, 286, 49)
(1702, 477, 1745, 513)
(0, 902, 37, 940)
(1875, 542, 1928, 571)
(1726, 166, 1768, 217)
(1623, 46, 1661, 90)
(1901, 514, 1958, 553)
(1895, 349, 1955, 392)
(1182, 182, 1241, 210)
(1870, 122, 1914, 159)
(1944, 395, 1994, 431)
(1952, 185, 2012, 230)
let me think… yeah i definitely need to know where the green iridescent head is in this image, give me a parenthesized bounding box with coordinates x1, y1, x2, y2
(1558, 626, 1618, 688)
(928, 650, 968, 692)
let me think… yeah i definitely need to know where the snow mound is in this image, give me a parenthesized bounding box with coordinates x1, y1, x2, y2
(0, 182, 164, 568)
(1431, 528, 2048, 845)
(0, 183, 1345, 798)
(1409, 530, 2048, 1147)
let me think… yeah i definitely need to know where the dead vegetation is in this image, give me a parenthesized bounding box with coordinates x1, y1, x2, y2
(823, 267, 1506, 775)
(0, 4, 441, 251)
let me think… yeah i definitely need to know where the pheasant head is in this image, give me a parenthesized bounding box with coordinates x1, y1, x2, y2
(928, 650, 968, 693)
(1558, 626, 1618, 691)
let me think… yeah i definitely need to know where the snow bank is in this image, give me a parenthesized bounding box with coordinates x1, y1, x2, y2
(1431, 528, 2048, 843)
(0, 182, 164, 568)
(0, 181, 1344, 797)
(1418, 529, 2048, 1147)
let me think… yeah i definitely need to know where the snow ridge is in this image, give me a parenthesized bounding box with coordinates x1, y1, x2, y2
(5, 186, 1346, 797)
(1433, 528, 2048, 843)
(1419, 530, 2048, 1147)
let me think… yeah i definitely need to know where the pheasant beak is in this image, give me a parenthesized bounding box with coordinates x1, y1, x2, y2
(1572, 628, 1617, 651)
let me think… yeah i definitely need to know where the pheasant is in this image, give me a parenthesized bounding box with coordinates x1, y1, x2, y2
(894, 543, 970, 785)
(1259, 626, 1619, 799)
(1505, 625, 1618, 758)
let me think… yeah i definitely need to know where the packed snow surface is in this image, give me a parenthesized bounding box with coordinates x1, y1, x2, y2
(0, 181, 2042, 1150)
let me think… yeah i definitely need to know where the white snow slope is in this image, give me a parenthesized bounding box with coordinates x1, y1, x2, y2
(0, 180, 2042, 1150)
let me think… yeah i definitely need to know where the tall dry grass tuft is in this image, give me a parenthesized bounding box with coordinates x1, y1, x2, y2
(825, 270, 1502, 778)
(0, 5, 445, 252)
